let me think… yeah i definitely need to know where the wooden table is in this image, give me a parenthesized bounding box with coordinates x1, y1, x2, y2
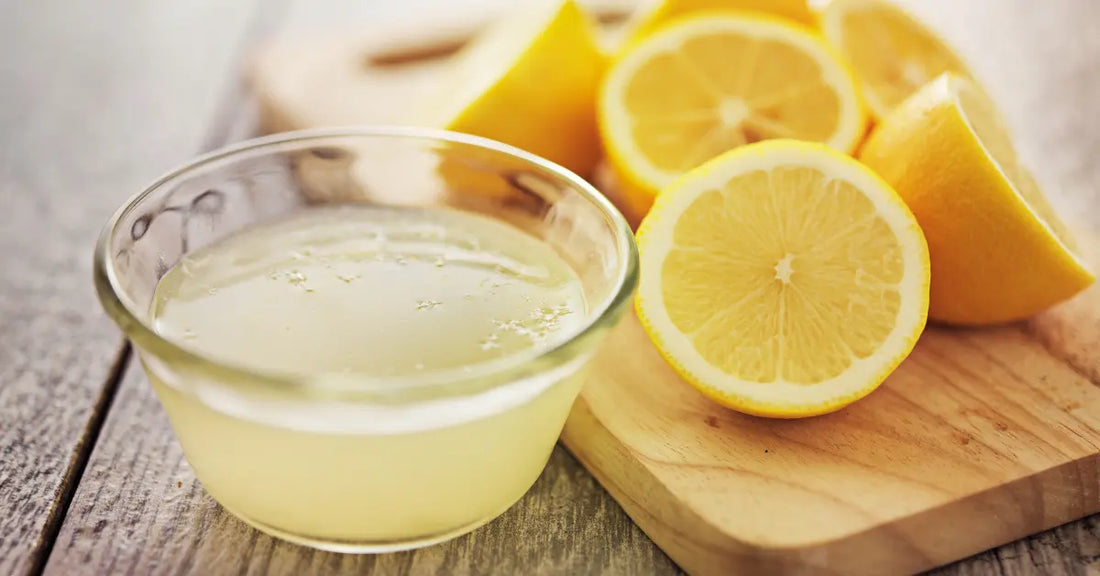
(1, 1, 1097, 574)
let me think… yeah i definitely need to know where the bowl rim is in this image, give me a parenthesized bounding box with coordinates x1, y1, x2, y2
(93, 126, 638, 402)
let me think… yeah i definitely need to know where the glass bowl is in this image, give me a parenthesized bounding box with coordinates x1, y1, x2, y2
(94, 127, 638, 552)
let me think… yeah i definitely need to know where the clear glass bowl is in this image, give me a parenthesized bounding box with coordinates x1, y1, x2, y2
(94, 127, 638, 552)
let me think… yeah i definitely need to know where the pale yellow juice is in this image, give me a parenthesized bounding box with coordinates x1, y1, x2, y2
(146, 206, 589, 548)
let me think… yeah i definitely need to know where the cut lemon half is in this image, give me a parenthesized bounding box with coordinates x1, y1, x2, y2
(599, 14, 866, 222)
(860, 73, 1094, 325)
(636, 140, 929, 418)
(621, 0, 816, 47)
(426, 0, 604, 178)
(819, 0, 974, 121)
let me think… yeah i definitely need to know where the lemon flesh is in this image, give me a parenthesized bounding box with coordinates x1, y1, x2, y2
(820, 0, 973, 120)
(637, 140, 929, 418)
(600, 14, 865, 222)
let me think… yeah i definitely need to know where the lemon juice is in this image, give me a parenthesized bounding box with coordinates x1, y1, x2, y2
(147, 205, 589, 549)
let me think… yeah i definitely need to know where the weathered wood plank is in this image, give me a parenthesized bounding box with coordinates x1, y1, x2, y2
(0, 2, 260, 575)
(932, 517, 1100, 576)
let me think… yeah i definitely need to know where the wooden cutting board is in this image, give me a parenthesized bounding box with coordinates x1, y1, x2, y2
(247, 8, 1100, 575)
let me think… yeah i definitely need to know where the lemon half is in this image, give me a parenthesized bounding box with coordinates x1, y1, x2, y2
(637, 140, 929, 418)
(599, 14, 866, 222)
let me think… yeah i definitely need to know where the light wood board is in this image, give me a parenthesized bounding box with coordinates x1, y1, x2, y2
(255, 2, 1100, 574)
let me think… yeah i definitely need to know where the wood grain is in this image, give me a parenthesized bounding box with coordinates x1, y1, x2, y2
(0, 2, 260, 575)
(22, 0, 1100, 575)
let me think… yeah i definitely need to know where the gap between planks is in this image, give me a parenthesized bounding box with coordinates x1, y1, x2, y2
(23, 344, 131, 576)
(27, 1, 294, 573)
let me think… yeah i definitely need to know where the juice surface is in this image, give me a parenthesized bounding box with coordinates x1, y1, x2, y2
(147, 205, 590, 545)
(153, 205, 586, 377)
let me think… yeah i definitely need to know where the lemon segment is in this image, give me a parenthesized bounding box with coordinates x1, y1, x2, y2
(599, 14, 865, 222)
(859, 73, 1094, 325)
(637, 140, 929, 418)
(431, 0, 605, 178)
(819, 0, 974, 121)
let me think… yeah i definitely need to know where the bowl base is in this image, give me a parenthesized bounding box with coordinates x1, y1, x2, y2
(218, 497, 519, 554)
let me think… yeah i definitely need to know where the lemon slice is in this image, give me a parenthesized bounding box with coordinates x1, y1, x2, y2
(859, 74, 1094, 325)
(621, 0, 816, 47)
(819, 0, 974, 121)
(428, 0, 604, 178)
(599, 14, 865, 222)
(636, 140, 929, 418)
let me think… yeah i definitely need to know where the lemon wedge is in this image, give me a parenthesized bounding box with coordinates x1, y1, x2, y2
(431, 0, 604, 178)
(859, 73, 1094, 324)
(819, 0, 974, 121)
